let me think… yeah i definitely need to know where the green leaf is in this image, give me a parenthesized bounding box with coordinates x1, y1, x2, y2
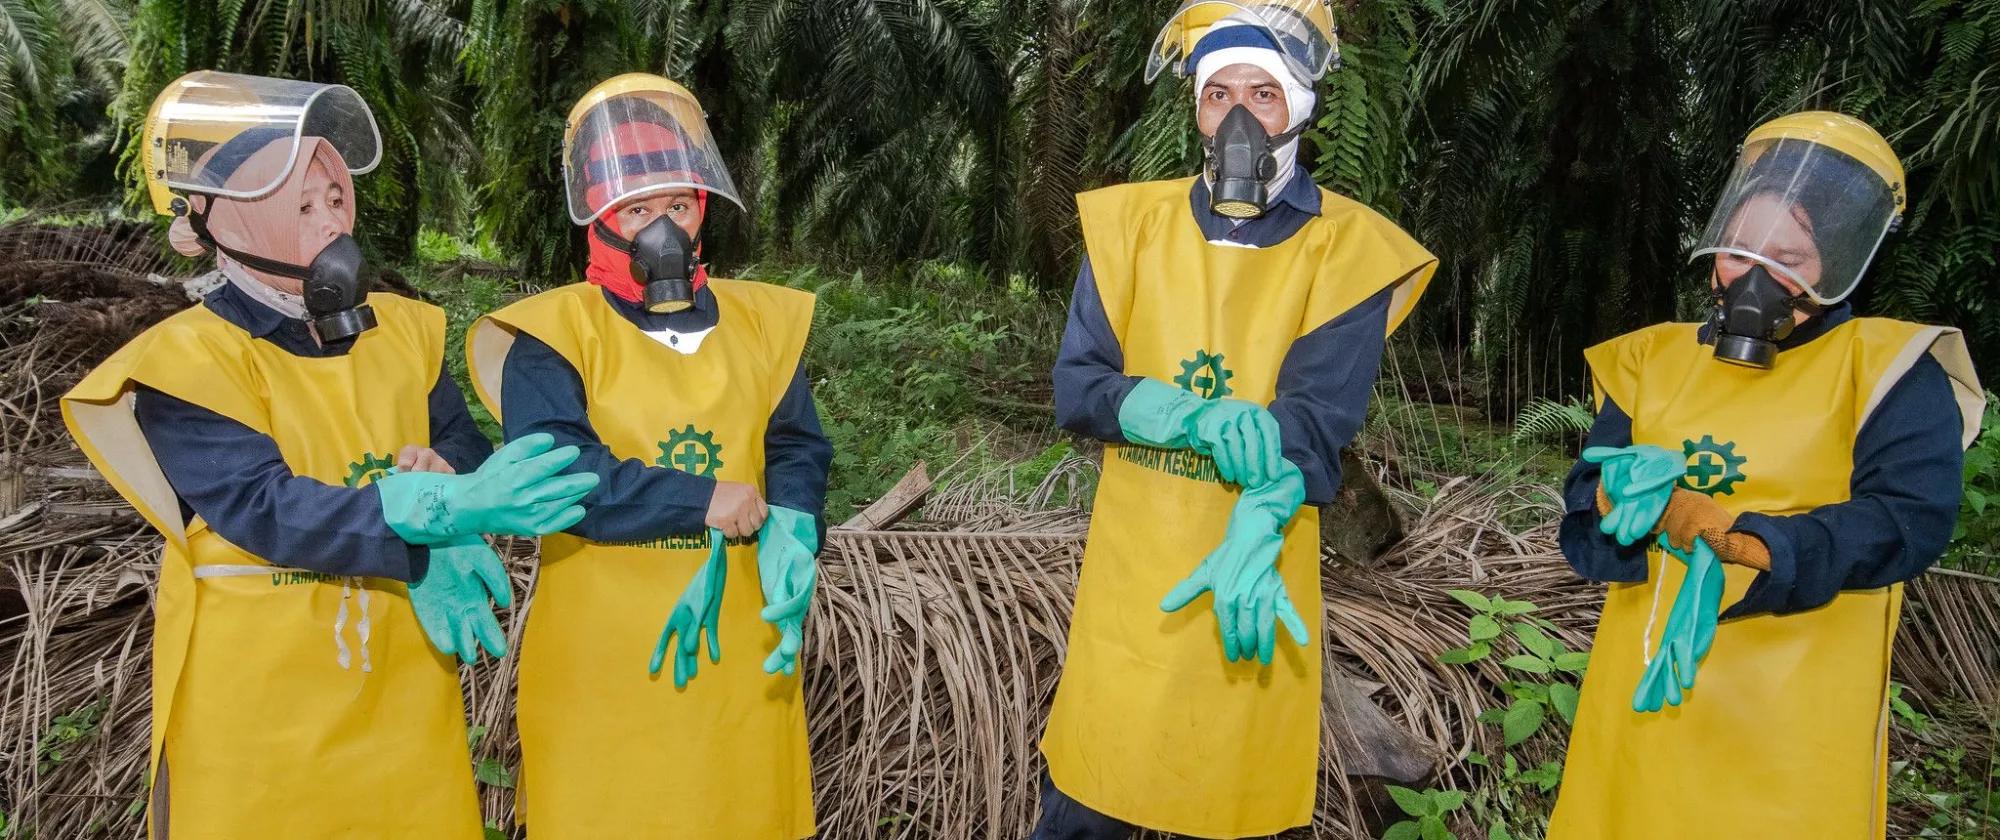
(1447, 589, 1494, 613)
(1434, 790, 1467, 812)
(1550, 683, 1581, 724)
(1554, 651, 1591, 674)
(1477, 707, 1507, 725)
(484, 825, 508, 840)
(1384, 821, 1422, 840)
(1465, 751, 1489, 767)
(1489, 823, 1515, 840)
(1419, 814, 1453, 840)
(474, 758, 514, 789)
(1387, 785, 1434, 817)
(1438, 641, 1491, 665)
(1511, 624, 1557, 659)
(1494, 598, 1539, 616)
(1500, 655, 1553, 675)
(1468, 614, 1503, 641)
(466, 724, 489, 750)
(1503, 699, 1546, 745)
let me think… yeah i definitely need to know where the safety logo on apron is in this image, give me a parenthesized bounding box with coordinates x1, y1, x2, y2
(607, 425, 731, 552)
(1174, 348, 1234, 398)
(1117, 348, 1236, 486)
(657, 424, 725, 477)
(344, 452, 397, 488)
(1677, 435, 1749, 496)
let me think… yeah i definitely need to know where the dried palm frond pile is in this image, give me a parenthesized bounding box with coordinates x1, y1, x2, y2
(1, 223, 1995, 839)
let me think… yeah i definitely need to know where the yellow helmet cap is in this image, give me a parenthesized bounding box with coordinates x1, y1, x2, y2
(561, 73, 742, 225)
(1745, 111, 1905, 213)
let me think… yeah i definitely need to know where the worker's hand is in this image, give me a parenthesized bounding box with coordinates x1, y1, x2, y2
(706, 481, 768, 540)
(397, 444, 456, 475)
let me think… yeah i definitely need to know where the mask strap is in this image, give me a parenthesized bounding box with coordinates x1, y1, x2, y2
(593, 218, 705, 260)
(592, 219, 635, 252)
(183, 194, 314, 282)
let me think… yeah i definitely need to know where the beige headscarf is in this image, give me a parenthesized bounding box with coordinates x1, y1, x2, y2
(167, 137, 356, 319)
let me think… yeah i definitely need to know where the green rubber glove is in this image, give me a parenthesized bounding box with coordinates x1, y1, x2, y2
(408, 536, 513, 666)
(756, 506, 820, 676)
(650, 529, 728, 689)
(1118, 378, 1284, 488)
(1160, 460, 1311, 665)
(1632, 535, 1725, 713)
(377, 433, 601, 545)
(1583, 445, 1685, 546)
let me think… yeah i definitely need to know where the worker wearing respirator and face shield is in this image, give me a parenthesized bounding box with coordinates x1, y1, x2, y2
(1549, 112, 1985, 840)
(464, 73, 832, 839)
(62, 70, 597, 840)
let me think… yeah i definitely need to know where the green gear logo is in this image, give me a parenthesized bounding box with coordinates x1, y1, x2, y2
(1679, 435, 1747, 496)
(1173, 350, 1234, 399)
(656, 425, 725, 478)
(344, 452, 397, 488)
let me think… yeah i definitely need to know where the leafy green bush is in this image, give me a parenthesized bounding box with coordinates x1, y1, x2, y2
(1409, 591, 1589, 840)
(746, 262, 1066, 517)
(1946, 392, 2000, 575)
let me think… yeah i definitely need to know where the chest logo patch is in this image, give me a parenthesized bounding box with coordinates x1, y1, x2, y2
(657, 425, 725, 478)
(1679, 435, 1747, 496)
(344, 453, 397, 488)
(1175, 349, 1234, 399)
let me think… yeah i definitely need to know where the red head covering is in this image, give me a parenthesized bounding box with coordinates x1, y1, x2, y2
(579, 120, 711, 303)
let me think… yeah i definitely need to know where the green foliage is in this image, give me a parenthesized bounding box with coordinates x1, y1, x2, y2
(1438, 591, 1586, 838)
(1946, 392, 2000, 575)
(1887, 683, 2000, 837)
(37, 697, 105, 773)
(0, 0, 129, 206)
(752, 261, 1064, 517)
(1308, 0, 1418, 212)
(402, 233, 516, 440)
(1510, 397, 1593, 445)
(1382, 786, 1467, 840)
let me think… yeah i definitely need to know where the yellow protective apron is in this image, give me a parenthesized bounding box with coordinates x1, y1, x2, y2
(1548, 318, 1984, 840)
(1040, 177, 1437, 837)
(467, 279, 817, 840)
(60, 293, 483, 840)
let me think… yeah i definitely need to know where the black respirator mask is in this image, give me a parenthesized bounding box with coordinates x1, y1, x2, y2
(1204, 105, 1306, 220)
(594, 217, 700, 313)
(1709, 263, 1819, 369)
(182, 197, 375, 340)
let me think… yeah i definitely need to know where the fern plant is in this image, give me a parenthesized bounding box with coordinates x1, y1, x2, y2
(1510, 396, 1594, 445)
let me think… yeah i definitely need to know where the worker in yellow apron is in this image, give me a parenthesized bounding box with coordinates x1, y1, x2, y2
(466, 73, 831, 839)
(1036, 4, 1436, 836)
(1549, 112, 1985, 840)
(59, 72, 595, 839)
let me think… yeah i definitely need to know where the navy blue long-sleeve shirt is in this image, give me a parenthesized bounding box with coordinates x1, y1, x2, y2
(1559, 305, 1967, 618)
(498, 285, 833, 544)
(132, 281, 493, 582)
(1051, 166, 1392, 505)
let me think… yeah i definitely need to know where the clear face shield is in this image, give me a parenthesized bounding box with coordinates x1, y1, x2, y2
(562, 76, 743, 227)
(1689, 136, 1902, 307)
(144, 71, 382, 216)
(1146, 0, 1338, 84)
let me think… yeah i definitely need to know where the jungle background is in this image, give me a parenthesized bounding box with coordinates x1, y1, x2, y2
(0, 0, 1995, 838)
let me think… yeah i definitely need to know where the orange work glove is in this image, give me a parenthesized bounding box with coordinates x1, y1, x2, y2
(1656, 488, 1772, 571)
